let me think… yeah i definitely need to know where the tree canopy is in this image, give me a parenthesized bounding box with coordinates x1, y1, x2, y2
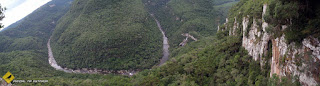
(0, 4, 5, 28)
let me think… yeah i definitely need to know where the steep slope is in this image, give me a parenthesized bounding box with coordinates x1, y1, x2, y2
(133, 36, 301, 86)
(0, 0, 134, 85)
(131, 0, 320, 85)
(2, 0, 317, 85)
(219, 0, 320, 85)
(0, 0, 73, 83)
(0, 0, 72, 52)
(132, 0, 295, 86)
(143, 0, 239, 58)
(51, 0, 162, 70)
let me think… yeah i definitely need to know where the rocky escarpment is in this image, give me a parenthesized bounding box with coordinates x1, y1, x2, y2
(220, 4, 320, 86)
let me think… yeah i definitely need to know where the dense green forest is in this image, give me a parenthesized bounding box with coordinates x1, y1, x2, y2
(0, 0, 73, 81)
(0, 0, 133, 85)
(49, 0, 239, 70)
(0, 0, 318, 85)
(143, 0, 238, 50)
(51, 0, 162, 70)
(0, 0, 72, 70)
(222, 0, 320, 43)
(0, 0, 72, 83)
(132, 35, 300, 86)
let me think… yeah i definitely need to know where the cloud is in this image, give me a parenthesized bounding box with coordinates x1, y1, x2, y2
(0, 0, 51, 30)
(0, 0, 27, 9)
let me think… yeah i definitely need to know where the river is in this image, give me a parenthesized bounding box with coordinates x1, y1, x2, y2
(150, 13, 170, 66)
(47, 38, 136, 75)
(47, 14, 170, 75)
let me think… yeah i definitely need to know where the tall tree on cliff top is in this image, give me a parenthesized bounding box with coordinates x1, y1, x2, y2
(0, 4, 5, 28)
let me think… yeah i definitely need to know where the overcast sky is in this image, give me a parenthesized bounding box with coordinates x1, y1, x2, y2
(0, 0, 51, 30)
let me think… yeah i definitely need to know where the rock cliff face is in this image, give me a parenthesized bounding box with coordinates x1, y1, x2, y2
(220, 4, 320, 86)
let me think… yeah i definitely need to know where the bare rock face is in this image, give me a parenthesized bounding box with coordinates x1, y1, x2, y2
(270, 35, 287, 77)
(218, 18, 229, 32)
(242, 17, 270, 61)
(221, 3, 320, 86)
(229, 17, 239, 36)
(303, 37, 320, 60)
(242, 4, 270, 61)
(273, 36, 320, 86)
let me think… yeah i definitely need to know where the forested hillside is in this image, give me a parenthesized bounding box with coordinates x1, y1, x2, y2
(0, 0, 132, 85)
(132, 36, 300, 86)
(0, 0, 240, 85)
(0, 0, 72, 73)
(1, 0, 319, 85)
(51, 0, 162, 70)
(143, 0, 238, 50)
(0, 0, 75, 83)
(218, 0, 320, 85)
(131, 0, 319, 85)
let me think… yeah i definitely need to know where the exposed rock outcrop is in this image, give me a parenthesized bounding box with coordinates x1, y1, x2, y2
(272, 35, 320, 86)
(179, 33, 198, 46)
(220, 4, 320, 86)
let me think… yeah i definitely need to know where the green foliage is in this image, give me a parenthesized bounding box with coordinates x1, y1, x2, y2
(0, 0, 72, 52)
(1, 51, 131, 86)
(0, 0, 73, 68)
(51, 0, 162, 70)
(214, 0, 239, 5)
(245, 17, 253, 37)
(273, 1, 299, 24)
(228, 0, 267, 19)
(225, 0, 268, 37)
(0, 2, 72, 81)
(133, 36, 300, 85)
(214, 1, 239, 23)
(264, 0, 320, 43)
(227, 0, 320, 44)
(144, 0, 237, 50)
(0, 1, 132, 85)
(0, 4, 4, 28)
(1, 0, 315, 85)
(285, 29, 303, 45)
(268, 74, 301, 86)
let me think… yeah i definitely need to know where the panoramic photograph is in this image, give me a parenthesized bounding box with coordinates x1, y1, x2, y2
(0, 0, 319, 85)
